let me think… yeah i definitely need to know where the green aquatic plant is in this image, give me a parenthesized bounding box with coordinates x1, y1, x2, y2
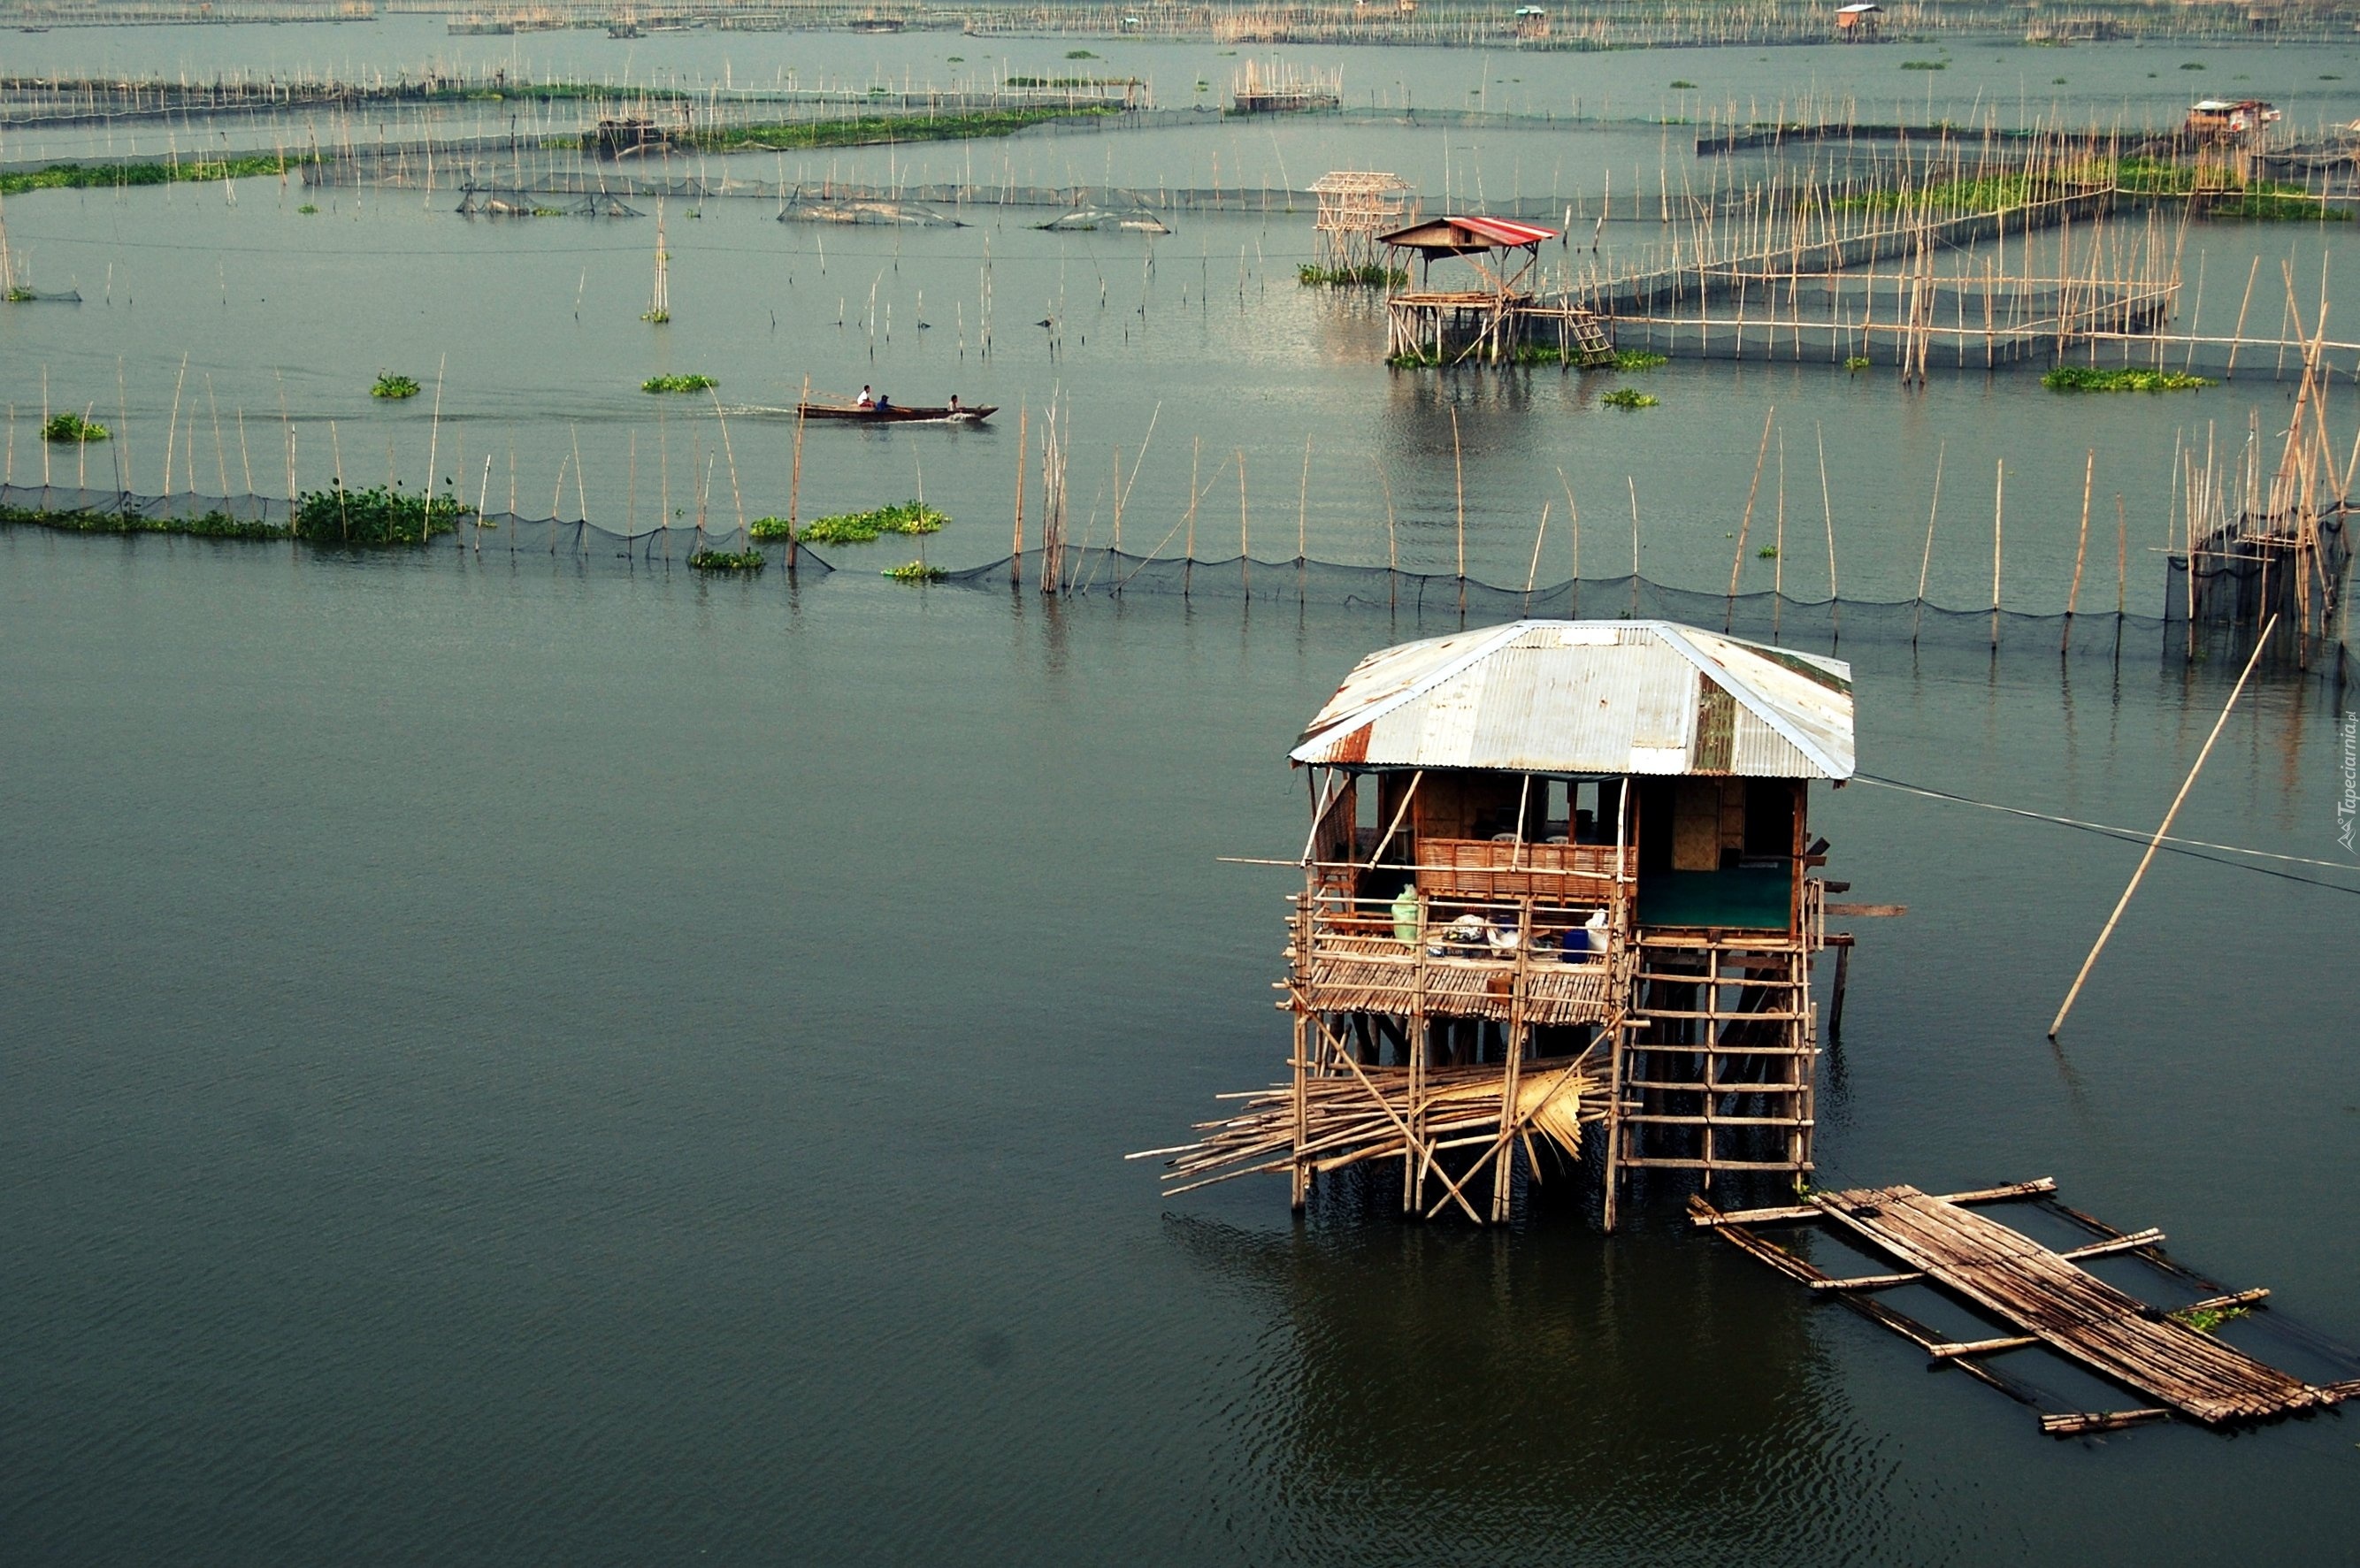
(2043, 365, 2214, 393)
(1601, 388, 1659, 409)
(1066, 48, 1100, 58)
(883, 560, 946, 583)
(640, 372, 718, 394)
(1902, 60, 1947, 71)
(688, 547, 766, 571)
(1611, 349, 1668, 370)
(1758, 546, 1779, 559)
(291, 483, 465, 546)
(2180, 61, 2206, 70)
(680, 105, 1117, 157)
(747, 516, 795, 540)
(371, 372, 422, 400)
(1297, 263, 1407, 287)
(1846, 356, 1873, 371)
(42, 411, 109, 443)
(1669, 79, 1697, 88)
(2, 503, 282, 539)
(641, 308, 670, 324)
(296, 203, 319, 214)
(798, 501, 948, 544)
(2170, 1301, 2252, 1333)
(0, 151, 303, 197)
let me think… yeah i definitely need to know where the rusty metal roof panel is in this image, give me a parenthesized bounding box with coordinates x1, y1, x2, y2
(1288, 619, 1854, 778)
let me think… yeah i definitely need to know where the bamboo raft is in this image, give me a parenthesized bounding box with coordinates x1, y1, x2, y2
(1696, 1179, 2360, 1434)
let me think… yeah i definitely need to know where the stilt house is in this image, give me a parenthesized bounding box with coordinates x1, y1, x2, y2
(1149, 620, 1856, 1228)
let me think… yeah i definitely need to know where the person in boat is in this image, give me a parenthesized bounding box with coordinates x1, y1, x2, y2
(855, 386, 874, 409)
(873, 393, 892, 415)
(947, 394, 962, 415)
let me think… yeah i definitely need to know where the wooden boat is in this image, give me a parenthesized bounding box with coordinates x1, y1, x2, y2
(794, 402, 996, 425)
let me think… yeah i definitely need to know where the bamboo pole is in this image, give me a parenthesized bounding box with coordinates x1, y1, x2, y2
(1011, 402, 1026, 587)
(2048, 616, 2277, 1039)
(1451, 406, 1467, 614)
(1990, 459, 2004, 647)
(1913, 440, 1943, 643)
(787, 374, 808, 571)
(2064, 448, 2093, 652)
(1727, 405, 1774, 617)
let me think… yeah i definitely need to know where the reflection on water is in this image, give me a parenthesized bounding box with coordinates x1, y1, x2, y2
(1163, 1207, 1908, 1564)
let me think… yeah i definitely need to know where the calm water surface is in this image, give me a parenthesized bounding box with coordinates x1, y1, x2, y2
(2, 532, 2356, 1564)
(4, 25, 2359, 1562)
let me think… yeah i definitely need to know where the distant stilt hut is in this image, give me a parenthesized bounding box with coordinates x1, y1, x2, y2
(1378, 215, 1613, 366)
(1834, 2, 1883, 40)
(1146, 620, 1857, 1228)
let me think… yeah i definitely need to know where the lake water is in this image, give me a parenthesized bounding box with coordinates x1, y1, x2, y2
(4, 21, 2359, 1564)
(4, 532, 2356, 1563)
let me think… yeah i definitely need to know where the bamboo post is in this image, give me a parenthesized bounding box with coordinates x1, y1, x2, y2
(2116, 493, 2127, 623)
(1727, 405, 1774, 622)
(1451, 407, 1467, 615)
(1816, 421, 1838, 608)
(1011, 402, 1026, 587)
(787, 374, 808, 571)
(1913, 440, 1943, 643)
(1237, 448, 1249, 594)
(2048, 616, 2277, 1038)
(1990, 459, 2004, 647)
(2064, 448, 2093, 652)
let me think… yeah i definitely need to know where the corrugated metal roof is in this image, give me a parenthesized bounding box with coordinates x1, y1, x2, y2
(1376, 215, 1559, 253)
(1291, 619, 1855, 778)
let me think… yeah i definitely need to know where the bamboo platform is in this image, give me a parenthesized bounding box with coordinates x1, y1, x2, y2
(1695, 1180, 2360, 1434)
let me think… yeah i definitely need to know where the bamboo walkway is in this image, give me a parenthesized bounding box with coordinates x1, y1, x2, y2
(1695, 1179, 2360, 1435)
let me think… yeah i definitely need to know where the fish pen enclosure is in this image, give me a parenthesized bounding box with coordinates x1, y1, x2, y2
(2170, 324, 2355, 650)
(1137, 619, 1858, 1229)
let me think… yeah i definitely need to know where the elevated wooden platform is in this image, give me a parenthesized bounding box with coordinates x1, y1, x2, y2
(1695, 1179, 2360, 1434)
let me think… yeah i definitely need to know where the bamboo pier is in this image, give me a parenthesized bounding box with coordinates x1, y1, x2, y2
(1695, 1180, 2360, 1435)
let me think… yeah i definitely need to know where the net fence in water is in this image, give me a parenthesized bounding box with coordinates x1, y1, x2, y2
(0, 484, 836, 573)
(941, 547, 2354, 672)
(6, 483, 2346, 672)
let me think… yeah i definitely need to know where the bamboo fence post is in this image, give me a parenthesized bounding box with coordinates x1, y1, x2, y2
(1451, 406, 1467, 615)
(1628, 475, 1642, 616)
(2064, 447, 2093, 652)
(1185, 438, 1200, 599)
(2048, 616, 2277, 1038)
(2225, 253, 2258, 379)
(787, 374, 808, 571)
(1913, 440, 1943, 643)
(1990, 458, 2004, 647)
(2116, 493, 2127, 622)
(1523, 500, 1550, 613)
(1727, 405, 1774, 622)
(1237, 448, 1249, 594)
(1011, 402, 1026, 587)
(1816, 421, 1838, 607)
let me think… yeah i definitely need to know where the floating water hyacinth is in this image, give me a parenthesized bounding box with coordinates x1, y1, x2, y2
(798, 501, 949, 545)
(42, 411, 108, 442)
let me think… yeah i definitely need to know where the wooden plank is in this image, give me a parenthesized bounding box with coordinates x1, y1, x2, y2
(1695, 1178, 2056, 1229)
(1929, 1334, 2042, 1359)
(1811, 1186, 2324, 1425)
(2041, 1407, 2174, 1437)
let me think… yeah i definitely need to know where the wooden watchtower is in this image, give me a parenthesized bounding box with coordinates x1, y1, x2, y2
(1310, 171, 1414, 273)
(1146, 620, 1856, 1229)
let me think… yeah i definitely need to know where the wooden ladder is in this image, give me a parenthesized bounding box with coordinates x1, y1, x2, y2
(1568, 308, 1617, 367)
(1611, 935, 1817, 1183)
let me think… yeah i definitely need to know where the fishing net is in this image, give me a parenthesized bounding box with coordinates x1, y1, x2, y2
(941, 546, 2355, 672)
